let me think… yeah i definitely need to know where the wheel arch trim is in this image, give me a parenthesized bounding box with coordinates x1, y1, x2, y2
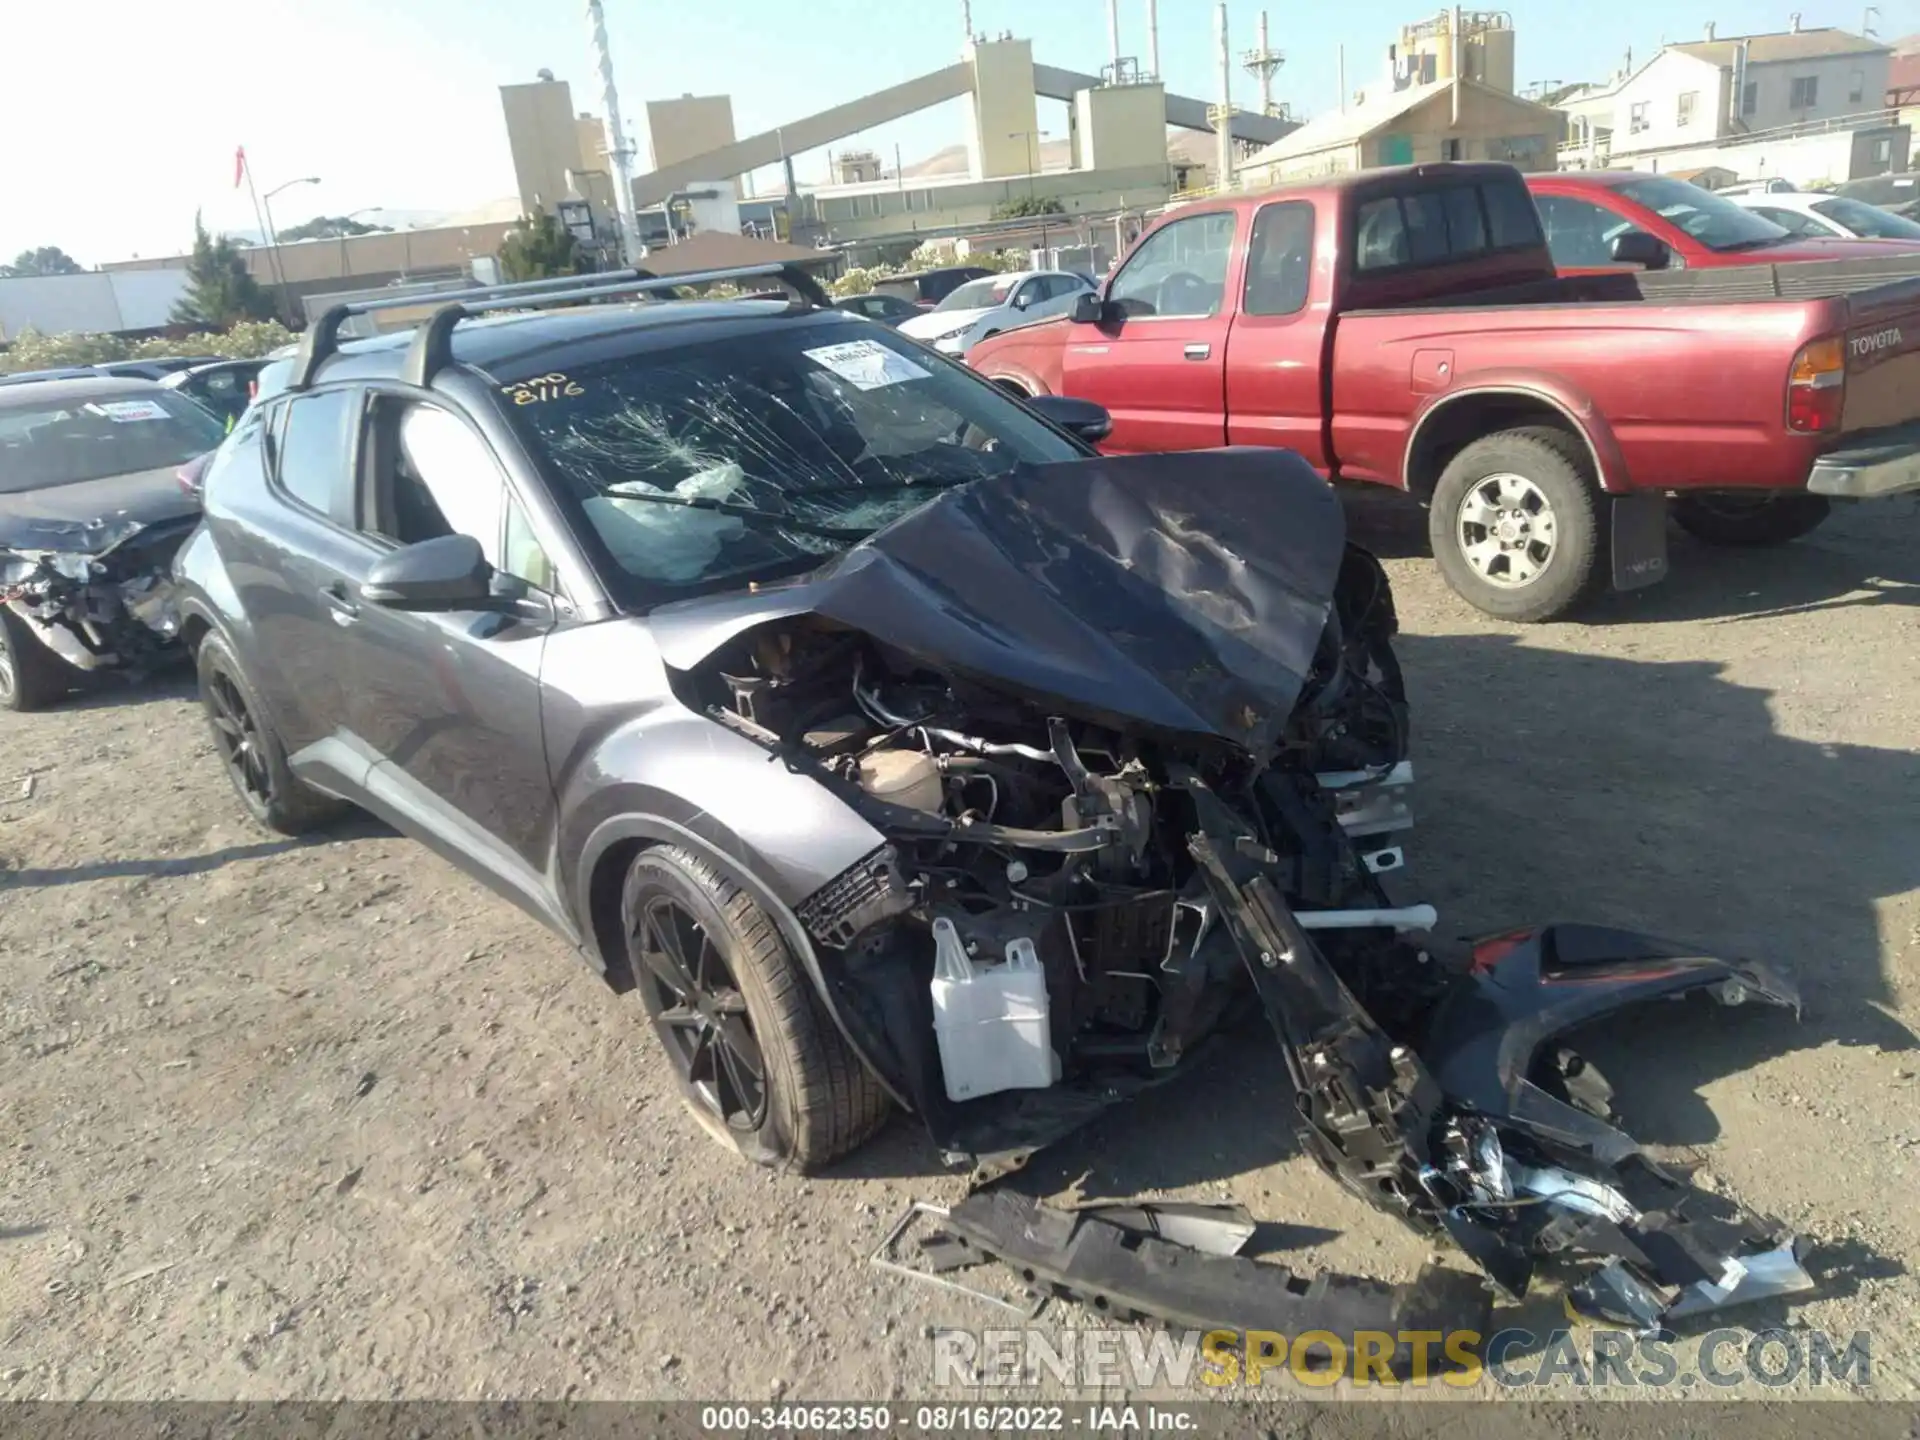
(576, 812, 914, 1110)
(1404, 382, 1626, 495)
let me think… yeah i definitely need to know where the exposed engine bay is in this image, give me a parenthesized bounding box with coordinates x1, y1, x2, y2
(682, 573, 1808, 1332)
(657, 449, 1813, 1333)
(1, 515, 191, 675)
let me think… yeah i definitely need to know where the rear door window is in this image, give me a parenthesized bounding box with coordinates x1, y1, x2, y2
(273, 387, 359, 523)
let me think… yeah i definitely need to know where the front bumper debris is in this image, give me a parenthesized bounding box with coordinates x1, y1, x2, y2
(940, 1190, 1493, 1376)
(1807, 421, 1920, 497)
(1186, 783, 1811, 1330)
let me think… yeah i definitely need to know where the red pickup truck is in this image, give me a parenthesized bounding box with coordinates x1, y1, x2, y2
(967, 162, 1920, 621)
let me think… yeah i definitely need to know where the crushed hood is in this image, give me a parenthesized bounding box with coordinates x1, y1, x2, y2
(650, 447, 1346, 752)
(0, 465, 200, 555)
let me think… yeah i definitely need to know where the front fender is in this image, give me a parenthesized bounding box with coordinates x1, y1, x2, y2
(571, 805, 913, 1110)
(968, 321, 1069, 397)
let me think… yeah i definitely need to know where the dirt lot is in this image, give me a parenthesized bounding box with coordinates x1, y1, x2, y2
(2, 495, 1917, 1406)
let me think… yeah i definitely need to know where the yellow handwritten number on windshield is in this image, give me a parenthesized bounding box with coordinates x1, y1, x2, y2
(501, 373, 585, 405)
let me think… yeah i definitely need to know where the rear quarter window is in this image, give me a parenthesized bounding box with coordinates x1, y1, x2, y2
(1352, 176, 1544, 273)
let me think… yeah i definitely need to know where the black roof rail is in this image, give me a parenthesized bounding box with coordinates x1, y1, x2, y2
(397, 262, 833, 389)
(289, 261, 832, 392)
(286, 270, 651, 393)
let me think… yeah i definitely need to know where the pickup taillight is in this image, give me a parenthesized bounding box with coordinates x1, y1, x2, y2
(1786, 336, 1845, 433)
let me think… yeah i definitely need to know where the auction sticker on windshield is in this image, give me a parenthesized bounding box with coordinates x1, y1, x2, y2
(803, 339, 931, 390)
(84, 400, 169, 423)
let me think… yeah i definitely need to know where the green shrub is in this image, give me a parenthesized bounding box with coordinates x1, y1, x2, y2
(0, 319, 296, 374)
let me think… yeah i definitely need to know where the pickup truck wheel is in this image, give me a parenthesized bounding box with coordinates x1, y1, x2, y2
(622, 847, 890, 1172)
(1672, 492, 1830, 548)
(0, 607, 73, 713)
(1430, 428, 1602, 623)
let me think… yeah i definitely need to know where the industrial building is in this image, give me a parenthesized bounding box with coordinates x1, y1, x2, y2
(499, 5, 1300, 251)
(1239, 11, 1559, 182)
(1553, 23, 1910, 186)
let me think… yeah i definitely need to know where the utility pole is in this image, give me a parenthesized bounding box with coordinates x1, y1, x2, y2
(1243, 10, 1285, 118)
(585, 0, 643, 265)
(260, 175, 319, 325)
(1211, 3, 1235, 191)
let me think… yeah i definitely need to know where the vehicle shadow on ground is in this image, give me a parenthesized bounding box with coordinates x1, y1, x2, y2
(0, 812, 392, 891)
(57, 667, 198, 711)
(836, 622, 1919, 1242)
(1339, 487, 1920, 624)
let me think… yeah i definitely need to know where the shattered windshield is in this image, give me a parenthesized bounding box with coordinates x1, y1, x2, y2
(0, 391, 225, 494)
(500, 320, 1084, 605)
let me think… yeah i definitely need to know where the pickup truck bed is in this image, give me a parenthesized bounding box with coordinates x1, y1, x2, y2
(968, 163, 1920, 621)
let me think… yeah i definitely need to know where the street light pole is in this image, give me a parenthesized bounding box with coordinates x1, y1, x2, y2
(261, 175, 320, 325)
(338, 205, 383, 280)
(1009, 130, 1050, 255)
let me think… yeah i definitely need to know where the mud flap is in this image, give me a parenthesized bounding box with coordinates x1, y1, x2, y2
(1611, 491, 1669, 592)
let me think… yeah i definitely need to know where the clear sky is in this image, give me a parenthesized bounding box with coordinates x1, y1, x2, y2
(2, 0, 1915, 266)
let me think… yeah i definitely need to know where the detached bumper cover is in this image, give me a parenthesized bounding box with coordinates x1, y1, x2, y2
(1807, 422, 1920, 497)
(943, 1190, 1492, 1376)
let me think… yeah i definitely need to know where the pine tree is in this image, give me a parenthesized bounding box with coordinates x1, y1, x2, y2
(170, 214, 277, 329)
(498, 212, 584, 282)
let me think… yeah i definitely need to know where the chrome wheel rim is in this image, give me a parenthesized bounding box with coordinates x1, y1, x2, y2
(206, 668, 272, 809)
(636, 897, 768, 1133)
(0, 633, 15, 706)
(1457, 472, 1558, 589)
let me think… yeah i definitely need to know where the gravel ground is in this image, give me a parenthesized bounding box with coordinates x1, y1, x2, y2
(1, 495, 1916, 1406)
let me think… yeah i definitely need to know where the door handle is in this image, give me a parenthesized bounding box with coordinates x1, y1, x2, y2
(1184, 343, 1212, 360)
(320, 582, 360, 624)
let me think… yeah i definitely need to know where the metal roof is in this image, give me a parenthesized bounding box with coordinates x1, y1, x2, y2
(1243, 79, 1557, 166)
(1671, 27, 1888, 66)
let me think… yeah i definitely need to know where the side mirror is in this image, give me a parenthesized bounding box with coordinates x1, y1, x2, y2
(1025, 394, 1113, 444)
(1609, 231, 1671, 269)
(1012, 290, 1033, 309)
(362, 533, 500, 612)
(1069, 291, 1110, 326)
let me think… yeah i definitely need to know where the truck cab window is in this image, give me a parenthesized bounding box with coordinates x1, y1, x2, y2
(1244, 201, 1314, 316)
(1109, 211, 1237, 318)
(1355, 198, 1409, 270)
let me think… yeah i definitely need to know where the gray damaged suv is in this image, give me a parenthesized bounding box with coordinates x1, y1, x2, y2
(173, 265, 1809, 1333)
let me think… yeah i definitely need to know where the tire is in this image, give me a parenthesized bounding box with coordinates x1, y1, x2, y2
(622, 846, 890, 1171)
(0, 607, 73, 713)
(195, 631, 344, 835)
(1672, 492, 1830, 548)
(1429, 426, 1604, 623)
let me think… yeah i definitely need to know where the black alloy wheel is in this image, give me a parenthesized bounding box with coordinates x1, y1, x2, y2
(636, 895, 770, 1134)
(206, 666, 274, 813)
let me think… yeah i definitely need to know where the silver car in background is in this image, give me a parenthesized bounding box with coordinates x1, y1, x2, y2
(896, 270, 1095, 357)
